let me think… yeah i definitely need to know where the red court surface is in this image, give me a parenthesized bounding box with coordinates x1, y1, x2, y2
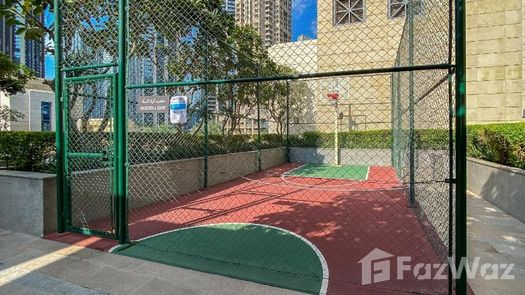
(46, 163, 450, 294)
(122, 163, 448, 295)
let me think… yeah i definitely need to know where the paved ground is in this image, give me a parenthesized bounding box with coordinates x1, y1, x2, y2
(468, 192, 525, 295)
(1, 192, 524, 295)
(0, 228, 304, 295)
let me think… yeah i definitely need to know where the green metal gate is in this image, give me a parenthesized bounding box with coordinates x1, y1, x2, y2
(62, 74, 118, 238)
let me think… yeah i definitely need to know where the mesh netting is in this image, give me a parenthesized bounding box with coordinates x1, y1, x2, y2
(58, 0, 456, 294)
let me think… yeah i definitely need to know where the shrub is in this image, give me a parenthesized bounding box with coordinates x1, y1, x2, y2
(289, 129, 449, 150)
(467, 123, 525, 169)
(0, 131, 55, 172)
(416, 129, 450, 150)
(2, 123, 523, 172)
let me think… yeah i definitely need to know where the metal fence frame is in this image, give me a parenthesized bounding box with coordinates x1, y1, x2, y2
(53, 0, 468, 293)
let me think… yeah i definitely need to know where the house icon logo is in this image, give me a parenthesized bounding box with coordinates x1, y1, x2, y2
(358, 248, 394, 285)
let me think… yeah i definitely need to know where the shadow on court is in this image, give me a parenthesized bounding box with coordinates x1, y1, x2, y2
(116, 163, 448, 295)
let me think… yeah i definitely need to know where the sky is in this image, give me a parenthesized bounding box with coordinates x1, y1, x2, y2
(45, 10, 55, 79)
(44, 0, 318, 79)
(292, 0, 318, 41)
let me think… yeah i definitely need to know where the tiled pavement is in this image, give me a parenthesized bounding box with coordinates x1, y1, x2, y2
(467, 192, 525, 295)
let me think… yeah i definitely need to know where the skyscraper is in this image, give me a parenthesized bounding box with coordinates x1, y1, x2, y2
(222, 0, 236, 15)
(235, 0, 292, 47)
(0, 11, 45, 78)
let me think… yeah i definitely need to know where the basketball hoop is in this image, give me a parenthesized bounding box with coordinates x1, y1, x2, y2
(327, 92, 340, 100)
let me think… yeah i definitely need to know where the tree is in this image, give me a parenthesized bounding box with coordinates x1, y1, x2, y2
(0, 106, 25, 131)
(1, 0, 300, 136)
(0, 52, 33, 131)
(0, 53, 34, 95)
(259, 64, 309, 136)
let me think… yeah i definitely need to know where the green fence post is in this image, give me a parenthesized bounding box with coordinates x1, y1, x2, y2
(447, 1, 455, 294)
(203, 88, 209, 188)
(390, 73, 396, 169)
(54, 0, 66, 233)
(256, 68, 262, 171)
(408, 0, 416, 206)
(203, 34, 209, 188)
(286, 81, 290, 163)
(455, 0, 467, 294)
(117, 0, 129, 244)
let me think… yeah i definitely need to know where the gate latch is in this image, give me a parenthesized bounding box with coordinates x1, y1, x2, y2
(101, 148, 113, 164)
(445, 178, 457, 184)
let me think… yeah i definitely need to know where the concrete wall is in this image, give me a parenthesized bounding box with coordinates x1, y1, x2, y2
(78, 148, 288, 223)
(0, 170, 56, 236)
(0, 148, 287, 235)
(289, 147, 392, 166)
(467, 157, 525, 223)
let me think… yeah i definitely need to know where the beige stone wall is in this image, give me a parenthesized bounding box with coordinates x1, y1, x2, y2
(466, 0, 525, 123)
(317, 0, 404, 72)
(315, 0, 406, 131)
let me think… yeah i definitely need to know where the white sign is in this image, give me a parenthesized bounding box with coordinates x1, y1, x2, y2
(170, 96, 188, 124)
(138, 96, 170, 113)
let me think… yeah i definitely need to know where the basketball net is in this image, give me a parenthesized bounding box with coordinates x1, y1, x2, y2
(327, 92, 340, 100)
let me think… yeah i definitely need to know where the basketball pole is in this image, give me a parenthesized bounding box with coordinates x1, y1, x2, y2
(335, 99, 340, 166)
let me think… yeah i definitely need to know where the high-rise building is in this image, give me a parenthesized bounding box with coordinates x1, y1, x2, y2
(222, 0, 236, 15)
(0, 10, 45, 78)
(235, 0, 292, 47)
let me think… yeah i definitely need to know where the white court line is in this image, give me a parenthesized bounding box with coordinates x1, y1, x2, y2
(279, 164, 374, 189)
(110, 222, 329, 295)
(243, 175, 406, 192)
(280, 163, 309, 177)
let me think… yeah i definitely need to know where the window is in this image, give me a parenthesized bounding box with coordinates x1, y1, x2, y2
(389, 0, 424, 18)
(41, 102, 52, 131)
(334, 0, 365, 25)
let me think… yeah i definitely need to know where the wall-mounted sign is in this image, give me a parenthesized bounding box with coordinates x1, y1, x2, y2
(138, 96, 170, 113)
(170, 96, 188, 124)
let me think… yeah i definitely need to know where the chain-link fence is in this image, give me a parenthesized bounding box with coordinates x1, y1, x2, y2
(56, 0, 461, 294)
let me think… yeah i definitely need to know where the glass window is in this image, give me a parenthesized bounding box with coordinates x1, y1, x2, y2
(41, 102, 52, 131)
(334, 0, 365, 25)
(389, 0, 424, 18)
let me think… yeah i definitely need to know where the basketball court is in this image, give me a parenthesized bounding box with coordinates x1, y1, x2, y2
(53, 0, 466, 294)
(108, 163, 445, 295)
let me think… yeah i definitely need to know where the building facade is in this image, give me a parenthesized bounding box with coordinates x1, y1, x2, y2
(0, 79, 54, 131)
(268, 0, 460, 131)
(466, 0, 525, 123)
(235, 0, 292, 47)
(222, 0, 236, 15)
(0, 8, 45, 78)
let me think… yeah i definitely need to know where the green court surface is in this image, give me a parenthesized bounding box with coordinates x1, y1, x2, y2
(286, 164, 369, 180)
(114, 223, 324, 294)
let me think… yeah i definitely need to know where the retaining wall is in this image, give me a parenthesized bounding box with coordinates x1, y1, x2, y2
(467, 158, 525, 223)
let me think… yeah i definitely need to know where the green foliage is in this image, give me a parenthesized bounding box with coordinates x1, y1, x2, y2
(0, 53, 34, 95)
(6, 123, 524, 173)
(0, 132, 55, 172)
(0, 0, 51, 42)
(290, 130, 394, 149)
(290, 129, 451, 150)
(467, 123, 525, 169)
(0, 106, 25, 131)
(416, 129, 450, 150)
